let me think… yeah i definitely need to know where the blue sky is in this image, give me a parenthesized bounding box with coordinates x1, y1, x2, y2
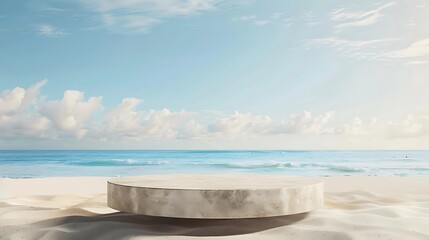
(1, 0, 429, 149)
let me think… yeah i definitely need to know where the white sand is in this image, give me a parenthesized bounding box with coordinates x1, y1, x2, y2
(1, 176, 428, 240)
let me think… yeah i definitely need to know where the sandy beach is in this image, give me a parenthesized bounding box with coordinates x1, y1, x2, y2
(2, 0, 428, 238)
(0, 176, 428, 240)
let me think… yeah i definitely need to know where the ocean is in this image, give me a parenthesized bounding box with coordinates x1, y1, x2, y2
(0, 150, 428, 178)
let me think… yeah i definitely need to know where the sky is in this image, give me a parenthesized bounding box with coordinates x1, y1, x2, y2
(1, 0, 429, 150)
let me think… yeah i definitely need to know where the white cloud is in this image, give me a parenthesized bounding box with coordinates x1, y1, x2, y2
(3, 81, 429, 148)
(322, 3, 429, 65)
(283, 18, 294, 27)
(405, 18, 416, 27)
(307, 37, 398, 62)
(176, 119, 205, 139)
(104, 98, 193, 140)
(308, 37, 393, 49)
(234, 15, 272, 27)
(301, 11, 321, 26)
(0, 115, 51, 139)
(270, 13, 283, 19)
(0, 80, 51, 139)
(273, 111, 335, 134)
(387, 114, 429, 138)
(37, 24, 65, 37)
(233, 15, 256, 21)
(416, 3, 426, 9)
(0, 80, 47, 116)
(308, 37, 429, 64)
(386, 38, 429, 59)
(327, 112, 429, 139)
(405, 60, 428, 65)
(105, 98, 143, 134)
(254, 20, 270, 26)
(142, 108, 191, 138)
(234, 12, 302, 28)
(326, 117, 378, 136)
(331, 2, 396, 29)
(208, 111, 272, 136)
(0, 87, 26, 116)
(81, 0, 225, 32)
(40, 90, 102, 138)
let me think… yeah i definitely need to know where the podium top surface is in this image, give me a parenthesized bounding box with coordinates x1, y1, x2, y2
(108, 174, 323, 190)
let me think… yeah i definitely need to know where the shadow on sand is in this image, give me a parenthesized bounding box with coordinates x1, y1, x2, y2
(16, 212, 309, 239)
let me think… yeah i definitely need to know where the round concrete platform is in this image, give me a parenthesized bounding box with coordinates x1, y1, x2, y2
(107, 174, 323, 219)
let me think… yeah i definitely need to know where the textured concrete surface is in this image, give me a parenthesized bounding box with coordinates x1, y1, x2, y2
(107, 174, 324, 219)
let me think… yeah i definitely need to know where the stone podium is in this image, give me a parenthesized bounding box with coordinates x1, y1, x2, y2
(107, 174, 323, 219)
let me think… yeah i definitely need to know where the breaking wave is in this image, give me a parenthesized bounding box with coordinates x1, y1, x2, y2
(69, 159, 170, 166)
(211, 161, 367, 173)
(225, 161, 300, 169)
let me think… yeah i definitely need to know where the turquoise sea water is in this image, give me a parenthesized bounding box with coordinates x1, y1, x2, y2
(0, 150, 428, 178)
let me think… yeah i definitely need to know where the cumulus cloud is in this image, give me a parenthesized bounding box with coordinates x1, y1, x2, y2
(142, 108, 191, 138)
(39, 90, 102, 138)
(273, 111, 335, 134)
(208, 111, 272, 136)
(325, 117, 378, 136)
(329, 113, 429, 139)
(0, 80, 46, 116)
(2, 81, 429, 147)
(104, 98, 193, 140)
(0, 80, 51, 138)
(387, 114, 429, 138)
(0, 87, 26, 116)
(105, 98, 143, 134)
(177, 119, 205, 139)
(1, 115, 51, 139)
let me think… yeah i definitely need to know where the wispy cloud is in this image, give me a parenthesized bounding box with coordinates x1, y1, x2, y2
(254, 20, 270, 26)
(308, 37, 429, 64)
(270, 13, 283, 19)
(405, 60, 428, 65)
(416, 3, 427, 9)
(233, 15, 271, 26)
(283, 18, 294, 27)
(233, 15, 256, 21)
(37, 24, 66, 37)
(308, 37, 394, 48)
(303, 11, 322, 26)
(306, 37, 405, 62)
(80, 0, 226, 33)
(331, 2, 396, 29)
(386, 38, 429, 59)
(233, 11, 324, 28)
